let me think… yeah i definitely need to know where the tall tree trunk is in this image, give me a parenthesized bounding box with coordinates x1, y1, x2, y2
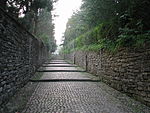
(33, 10, 38, 35)
(34, 15, 38, 35)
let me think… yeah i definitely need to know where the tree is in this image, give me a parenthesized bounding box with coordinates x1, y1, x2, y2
(0, 0, 57, 53)
(36, 9, 56, 52)
(62, 0, 150, 52)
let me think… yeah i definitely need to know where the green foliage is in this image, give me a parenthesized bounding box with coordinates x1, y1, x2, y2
(62, 23, 150, 54)
(35, 9, 57, 52)
(116, 28, 150, 48)
(1, 0, 54, 17)
(81, 0, 116, 28)
(1, 0, 57, 53)
(81, 44, 103, 51)
(62, 23, 116, 53)
(61, 0, 150, 54)
(74, 23, 115, 47)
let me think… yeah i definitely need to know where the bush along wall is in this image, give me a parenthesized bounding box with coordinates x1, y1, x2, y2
(0, 8, 48, 108)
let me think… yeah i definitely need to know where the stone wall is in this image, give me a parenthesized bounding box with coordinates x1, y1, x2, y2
(0, 8, 48, 107)
(65, 48, 150, 106)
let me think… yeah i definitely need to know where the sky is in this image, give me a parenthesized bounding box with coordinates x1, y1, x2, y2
(53, 0, 82, 46)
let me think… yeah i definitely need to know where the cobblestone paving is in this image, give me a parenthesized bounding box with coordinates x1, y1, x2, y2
(44, 67, 79, 71)
(41, 72, 92, 80)
(22, 60, 150, 113)
(43, 64, 74, 66)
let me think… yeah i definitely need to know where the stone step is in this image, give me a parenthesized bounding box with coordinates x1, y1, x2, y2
(42, 65, 77, 67)
(30, 79, 101, 82)
(37, 70, 86, 72)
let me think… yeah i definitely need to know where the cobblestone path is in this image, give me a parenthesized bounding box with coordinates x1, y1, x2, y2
(22, 60, 150, 113)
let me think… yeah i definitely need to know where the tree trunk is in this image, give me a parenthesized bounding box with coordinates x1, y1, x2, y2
(33, 10, 38, 35)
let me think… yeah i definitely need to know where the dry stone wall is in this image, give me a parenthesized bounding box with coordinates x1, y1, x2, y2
(0, 8, 48, 107)
(65, 48, 150, 106)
